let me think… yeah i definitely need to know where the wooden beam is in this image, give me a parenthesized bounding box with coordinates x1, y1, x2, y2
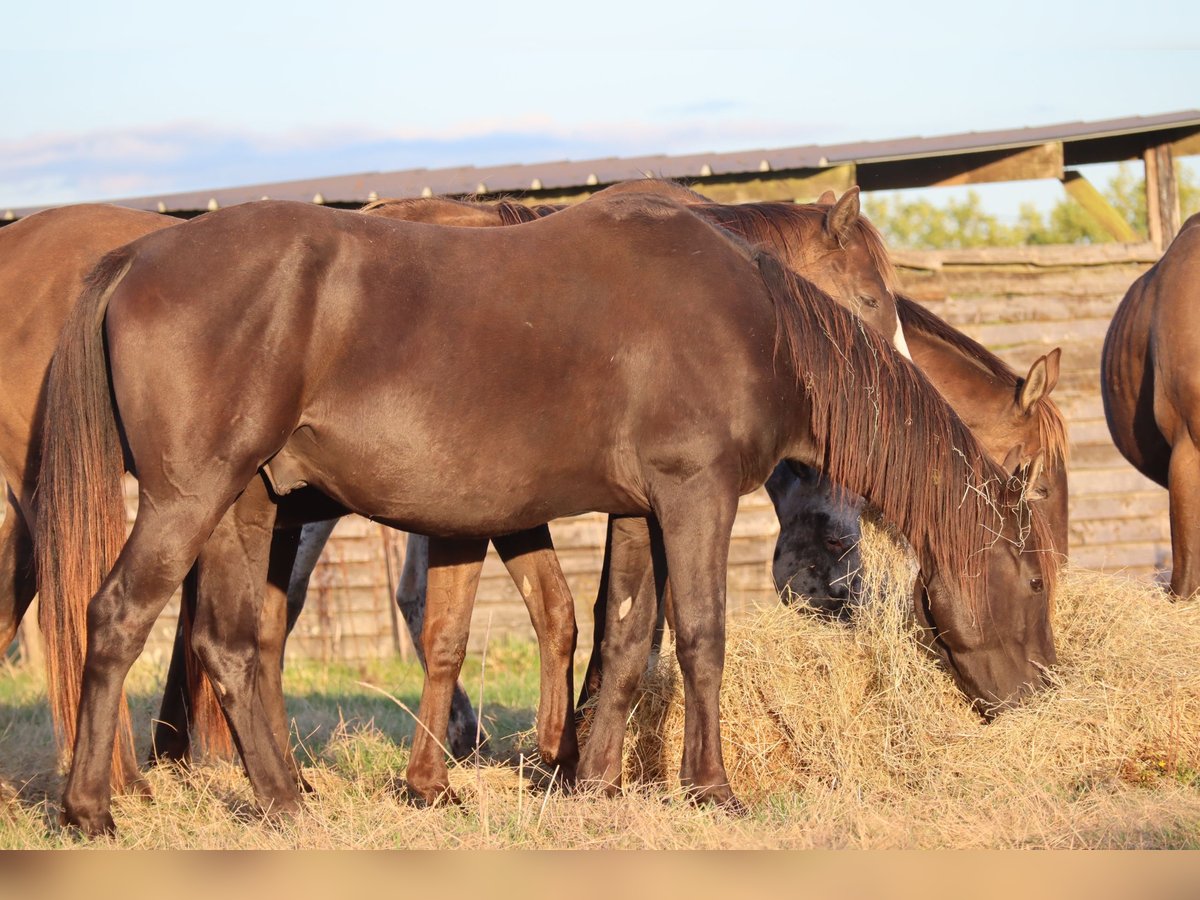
(503, 165, 857, 206)
(858, 142, 1063, 191)
(692, 166, 856, 204)
(1060, 170, 1138, 243)
(1171, 128, 1200, 158)
(1145, 143, 1182, 250)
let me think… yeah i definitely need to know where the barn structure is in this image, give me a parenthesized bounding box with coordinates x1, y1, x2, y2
(6, 110, 1200, 662)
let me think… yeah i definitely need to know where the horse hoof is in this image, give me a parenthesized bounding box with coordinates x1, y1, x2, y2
(260, 796, 304, 825)
(686, 784, 747, 816)
(401, 780, 461, 809)
(61, 805, 117, 839)
(574, 774, 620, 798)
(122, 775, 154, 800)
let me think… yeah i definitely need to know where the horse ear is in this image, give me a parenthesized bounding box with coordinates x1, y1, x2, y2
(1024, 450, 1045, 495)
(815, 190, 836, 205)
(824, 186, 861, 245)
(1018, 348, 1062, 414)
(1001, 443, 1026, 477)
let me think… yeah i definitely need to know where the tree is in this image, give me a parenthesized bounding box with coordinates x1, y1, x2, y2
(863, 160, 1199, 249)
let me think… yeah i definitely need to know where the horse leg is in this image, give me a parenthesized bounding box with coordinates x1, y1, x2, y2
(655, 482, 741, 811)
(149, 567, 199, 764)
(0, 490, 35, 802)
(1168, 439, 1200, 598)
(285, 519, 337, 635)
(403, 537, 487, 806)
(494, 525, 579, 782)
(62, 491, 237, 837)
(395, 534, 480, 760)
(575, 516, 663, 793)
(577, 517, 615, 712)
(188, 479, 302, 819)
(253, 525, 312, 791)
(0, 489, 36, 656)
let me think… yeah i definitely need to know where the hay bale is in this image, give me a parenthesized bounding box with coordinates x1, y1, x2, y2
(625, 518, 1200, 817)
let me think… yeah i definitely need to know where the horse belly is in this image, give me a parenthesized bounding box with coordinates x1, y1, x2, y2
(264, 407, 637, 538)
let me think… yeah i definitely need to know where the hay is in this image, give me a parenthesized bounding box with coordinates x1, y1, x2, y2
(625, 518, 1200, 844)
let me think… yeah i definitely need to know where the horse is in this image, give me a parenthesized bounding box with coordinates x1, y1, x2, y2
(765, 465, 864, 618)
(1101, 213, 1200, 597)
(0, 201, 570, 794)
(35, 193, 1057, 834)
(1, 188, 887, 801)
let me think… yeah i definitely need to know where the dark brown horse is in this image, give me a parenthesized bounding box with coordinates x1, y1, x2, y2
(37, 194, 1056, 834)
(0, 202, 574, 794)
(1102, 213, 1200, 597)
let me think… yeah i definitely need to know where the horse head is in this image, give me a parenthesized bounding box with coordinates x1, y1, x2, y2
(764, 463, 864, 619)
(914, 465, 1057, 717)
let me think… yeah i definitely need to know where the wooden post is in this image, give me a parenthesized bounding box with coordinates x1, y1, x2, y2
(1145, 143, 1182, 251)
(1060, 171, 1138, 243)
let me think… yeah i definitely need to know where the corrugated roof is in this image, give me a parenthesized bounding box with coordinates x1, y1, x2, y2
(6, 110, 1200, 219)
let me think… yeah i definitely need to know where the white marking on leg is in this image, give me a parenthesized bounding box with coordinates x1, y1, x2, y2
(618, 596, 633, 620)
(521, 575, 533, 598)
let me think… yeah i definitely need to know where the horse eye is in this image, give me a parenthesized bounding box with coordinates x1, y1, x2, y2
(858, 294, 880, 309)
(808, 564, 818, 573)
(1030, 577, 1045, 593)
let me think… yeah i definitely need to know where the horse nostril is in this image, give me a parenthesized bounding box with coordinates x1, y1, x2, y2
(829, 584, 849, 600)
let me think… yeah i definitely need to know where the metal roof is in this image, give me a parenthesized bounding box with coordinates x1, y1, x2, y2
(6, 110, 1200, 220)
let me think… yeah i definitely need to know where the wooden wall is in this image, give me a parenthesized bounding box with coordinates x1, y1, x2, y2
(893, 242, 1165, 579)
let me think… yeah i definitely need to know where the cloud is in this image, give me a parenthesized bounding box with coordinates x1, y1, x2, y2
(0, 117, 834, 210)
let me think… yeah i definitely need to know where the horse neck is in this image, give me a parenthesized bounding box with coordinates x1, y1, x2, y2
(906, 327, 1021, 460)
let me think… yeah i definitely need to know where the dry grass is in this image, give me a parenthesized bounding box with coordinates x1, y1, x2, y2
(4, 521, 1200, 848)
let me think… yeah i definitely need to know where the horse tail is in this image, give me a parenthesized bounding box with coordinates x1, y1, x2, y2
(180, 580, 235, 760)
(36, 248, 137, 790)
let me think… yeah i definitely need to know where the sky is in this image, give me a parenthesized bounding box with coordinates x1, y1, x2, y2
(3, 0, 1199, 214)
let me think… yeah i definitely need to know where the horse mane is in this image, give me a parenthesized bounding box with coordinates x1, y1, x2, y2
(492, 200, 559, 225)
(896, 294, 1069, 468)
(756, 253, 1057, 617)
(359, 196, 475, 215)
(696, 201, 900, 295)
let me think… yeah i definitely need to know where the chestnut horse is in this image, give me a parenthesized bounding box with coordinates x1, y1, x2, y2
(36, 194, 1056, 834)
(0, 205, 176, 795)
(1102, 213, 1200, 597)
